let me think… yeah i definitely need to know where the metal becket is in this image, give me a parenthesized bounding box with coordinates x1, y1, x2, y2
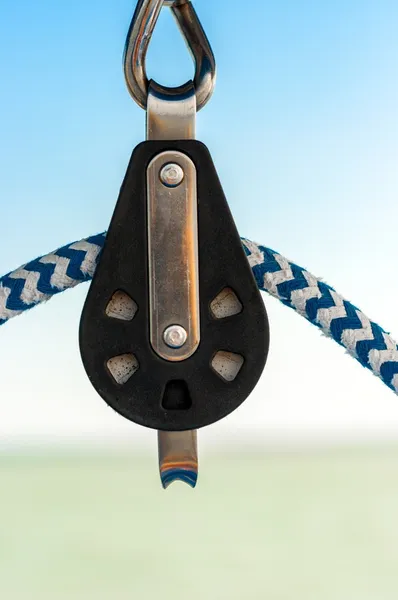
(143, 43, 200, 364)
(146, 79, 201, 488)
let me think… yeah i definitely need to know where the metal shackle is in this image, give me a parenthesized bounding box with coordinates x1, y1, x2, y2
(123, 0, 216, 111)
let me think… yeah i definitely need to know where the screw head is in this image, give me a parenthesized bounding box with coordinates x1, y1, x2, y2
(163, 325, 188, 349)
(160, 163, 184, 187)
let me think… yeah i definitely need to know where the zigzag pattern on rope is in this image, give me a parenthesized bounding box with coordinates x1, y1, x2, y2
(1, 232, 397, 395)
(0, 233, 106, 323)
(242, 238, 398, 393)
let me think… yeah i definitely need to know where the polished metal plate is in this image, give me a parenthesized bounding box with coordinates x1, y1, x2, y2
(147, 150, 200, 361)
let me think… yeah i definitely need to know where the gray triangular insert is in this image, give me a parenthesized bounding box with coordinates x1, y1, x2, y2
(211, 351, 244, 382)
(106, 291, 137, 321)
(210, 288, 243, 319)
(107, 354, 139, 385)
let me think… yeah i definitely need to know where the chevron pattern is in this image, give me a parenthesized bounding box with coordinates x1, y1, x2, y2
(1, 233, 397, 395)
(241, 238, 398, 394)
(0, 233, 105, 324)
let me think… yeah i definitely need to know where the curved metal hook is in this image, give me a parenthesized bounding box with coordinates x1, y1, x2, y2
(123, 0, 216, 111)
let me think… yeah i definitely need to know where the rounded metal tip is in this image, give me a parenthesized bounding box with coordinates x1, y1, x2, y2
(158, 430, 198, 489)
(161, 468, 198, 489)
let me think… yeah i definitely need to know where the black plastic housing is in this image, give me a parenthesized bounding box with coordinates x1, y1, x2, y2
(79, 140, 269, 431)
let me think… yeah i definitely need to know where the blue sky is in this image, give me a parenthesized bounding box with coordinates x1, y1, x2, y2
(1, 0, 398, 445)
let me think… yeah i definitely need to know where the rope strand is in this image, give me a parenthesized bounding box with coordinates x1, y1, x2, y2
(1, 232, 397, 394)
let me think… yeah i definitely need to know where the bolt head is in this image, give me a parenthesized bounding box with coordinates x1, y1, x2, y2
(163, 325, 188, 349)
(160, 163, 184, 187)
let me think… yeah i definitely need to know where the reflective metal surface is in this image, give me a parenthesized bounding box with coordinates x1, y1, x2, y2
(147, 52, 200, 488)
(123, 0, 216, 111)
(146, 52, 199, 485)
(147, 81, 196, 139)
(159, 163, 185, 187)
(147, 150, 200, 361)
(158, 430, 198, 489)
(163, 324, 188, 348)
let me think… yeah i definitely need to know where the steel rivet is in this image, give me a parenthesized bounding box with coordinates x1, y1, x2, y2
(163, 325, 188, 348)
(160, 163, 184, 187)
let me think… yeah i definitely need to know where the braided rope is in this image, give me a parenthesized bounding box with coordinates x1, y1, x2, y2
(1, 232, 397, 394)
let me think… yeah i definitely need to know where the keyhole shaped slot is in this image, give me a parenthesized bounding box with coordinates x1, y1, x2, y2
(162, 380, 192, 411)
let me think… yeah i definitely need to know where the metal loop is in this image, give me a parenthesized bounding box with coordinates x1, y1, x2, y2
(123, 0, 216, 111)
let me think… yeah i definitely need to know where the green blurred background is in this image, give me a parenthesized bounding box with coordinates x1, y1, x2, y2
(2, 446, 398, 600)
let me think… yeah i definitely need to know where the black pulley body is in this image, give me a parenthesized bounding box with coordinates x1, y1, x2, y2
(79, 140, 269, 431)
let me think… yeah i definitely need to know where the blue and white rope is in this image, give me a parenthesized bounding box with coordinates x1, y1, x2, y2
(1, 232, 397, 394)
